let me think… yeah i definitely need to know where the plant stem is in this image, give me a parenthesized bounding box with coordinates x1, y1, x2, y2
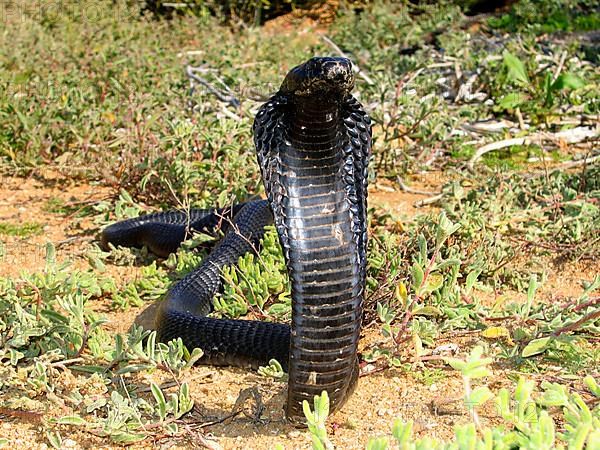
(463, 376, 481, 430)
(395, 246, 441, 345)
(552, 308, 600, 336)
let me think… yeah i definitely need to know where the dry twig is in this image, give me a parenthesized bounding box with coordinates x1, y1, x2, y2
(186, 65, 241, 109)
(414, 193, 444, 207)
(467, 126, 599, 170)
(396, 176, 441, 196)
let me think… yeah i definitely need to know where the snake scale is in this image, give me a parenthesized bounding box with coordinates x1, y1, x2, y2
(101, 57, 372, 422)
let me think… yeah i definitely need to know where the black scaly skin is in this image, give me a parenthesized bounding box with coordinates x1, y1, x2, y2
(100, 204, 247, 258)
(101, 57, 371, 423)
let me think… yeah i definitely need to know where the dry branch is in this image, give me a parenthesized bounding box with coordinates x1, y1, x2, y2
(186, 65, 241, 109)
(467, 126, 599, 170)
(397, 176, 441, 196)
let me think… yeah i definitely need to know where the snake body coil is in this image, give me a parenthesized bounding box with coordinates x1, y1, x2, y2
(101, 57, 371, 422)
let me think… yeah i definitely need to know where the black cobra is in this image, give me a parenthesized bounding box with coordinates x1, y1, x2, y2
(101, 57, 372, 422)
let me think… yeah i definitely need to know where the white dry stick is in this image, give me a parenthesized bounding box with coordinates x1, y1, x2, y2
(414, 193, 444, 208)
(455, 73, 487, 103)
(197, 434, 224, 450)
(551, 154, 600, 169)
(462, 120, 515, 135)
(552, 126, 598, 143)
(515, 107, 526, 130)
(454, 61, 462, 84)
(176, 50, 204, 58)
(219, 104, 243, 122)
(404, 67, 425, 88)
(524, 154, 600, 179)
(428, 61, 455, 69)
(186, 65, 241, 108)
(397, 176, 441, 196)
(321, 35, 374, 85)
(424, 147, 443, 167)
(553, 51, 568, 82)
(468, 137, 532, 170)
(467, 126, 599, 170)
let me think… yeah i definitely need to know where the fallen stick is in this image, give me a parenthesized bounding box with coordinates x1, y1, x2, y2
(523, 154, 600, 178)
(548, 153, 600, 169)
(467, 126, 599, 170)
(552, 308, 600, 336)
(186, 65, 241, 108)
(396, 176, 441, 196)
(552, 51, 567, 82)
(414, 193, 444, 207)
(468, 137, 535, 170)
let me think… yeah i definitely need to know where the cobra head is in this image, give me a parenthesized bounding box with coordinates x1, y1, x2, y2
(279, 56, 355, 99)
